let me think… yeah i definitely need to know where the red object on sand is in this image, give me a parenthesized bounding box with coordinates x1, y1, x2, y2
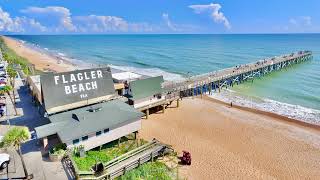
(181, 151, 191, 165)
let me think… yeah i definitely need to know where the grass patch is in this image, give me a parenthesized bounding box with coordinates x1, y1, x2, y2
(72, 136, 148, 171)
(0, 36, 33, 75)
(116, 161, 173, 180)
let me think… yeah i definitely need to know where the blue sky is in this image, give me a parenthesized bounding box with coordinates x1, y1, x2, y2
(0, 0, 319, 34)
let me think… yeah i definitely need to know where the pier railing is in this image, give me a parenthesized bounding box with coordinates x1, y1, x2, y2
(163, 50, 312, 97)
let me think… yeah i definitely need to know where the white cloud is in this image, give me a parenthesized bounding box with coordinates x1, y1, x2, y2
(289, 16, 312, 27)
(21, 6, 76, 32)
(275, 16, 316, 33)
(0, 6, 199, 34)
(189, 3, 231, 29)
(73, 15, 128, 33)
(162, 13, 177, 31)
(19, 6, 154, 33)
(0, 7, 46, 33)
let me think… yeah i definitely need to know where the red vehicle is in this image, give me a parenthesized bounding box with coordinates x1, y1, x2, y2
(181, 151, 191, 165)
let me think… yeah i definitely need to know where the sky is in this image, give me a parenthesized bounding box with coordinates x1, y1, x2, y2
(0, 0, 319, 34)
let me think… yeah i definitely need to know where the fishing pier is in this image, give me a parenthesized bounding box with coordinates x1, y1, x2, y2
(163, 50, 313, 98)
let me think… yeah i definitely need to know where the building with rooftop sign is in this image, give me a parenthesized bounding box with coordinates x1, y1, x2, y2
(34, 67, 143, 151)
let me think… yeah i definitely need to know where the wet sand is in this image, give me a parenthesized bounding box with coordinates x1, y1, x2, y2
(2, 36, 76, 72)
(140, 97, 320, 179)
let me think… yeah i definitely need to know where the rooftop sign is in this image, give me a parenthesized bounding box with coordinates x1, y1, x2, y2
(40, 67, 115, 113)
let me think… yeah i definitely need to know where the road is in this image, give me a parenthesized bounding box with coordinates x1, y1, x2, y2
(1, 75, 72, 180)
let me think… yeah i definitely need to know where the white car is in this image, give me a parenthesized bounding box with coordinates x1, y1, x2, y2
(0, 153, 10, 169)
(0, 71, 5, 76)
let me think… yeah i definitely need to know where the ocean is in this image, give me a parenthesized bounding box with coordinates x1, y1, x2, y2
(8, 34, 320, 124)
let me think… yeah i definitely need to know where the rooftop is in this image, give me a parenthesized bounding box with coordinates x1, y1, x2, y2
(35, 100, 143, 142)
(129, 76, 164, 101)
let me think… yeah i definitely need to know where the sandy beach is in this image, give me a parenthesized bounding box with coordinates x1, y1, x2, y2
(3, 35, 320, 180)
(140, 96, 320, 179)
(2, 36, 76, 72)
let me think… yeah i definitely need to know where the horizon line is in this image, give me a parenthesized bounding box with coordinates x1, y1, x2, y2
(2, 32, 320, 36)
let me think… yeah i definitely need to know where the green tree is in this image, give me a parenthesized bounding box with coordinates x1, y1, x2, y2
(6, 66, 17, 105)
(0, 85, 17, 115)
(2, 126, 31, 178)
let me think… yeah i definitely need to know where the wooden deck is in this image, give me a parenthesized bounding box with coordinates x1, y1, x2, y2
(74, 139, 173, 180)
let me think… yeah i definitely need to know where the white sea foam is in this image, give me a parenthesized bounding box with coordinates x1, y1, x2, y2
(209, 90, 320, 125)
(57, 52, 66, 57)
(109, 65, 185, 82)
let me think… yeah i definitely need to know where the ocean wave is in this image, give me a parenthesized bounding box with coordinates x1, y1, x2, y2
(57, 52, 66, 57)
(209, 90, 320, 125)
(109, 64, 185, 82)
(20, 40, 93, 69)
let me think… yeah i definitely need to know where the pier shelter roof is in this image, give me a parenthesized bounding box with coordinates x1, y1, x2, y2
(128, 76, 164, 101)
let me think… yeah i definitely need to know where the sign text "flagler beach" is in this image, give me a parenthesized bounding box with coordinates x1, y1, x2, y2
(54, 70, 103, 96)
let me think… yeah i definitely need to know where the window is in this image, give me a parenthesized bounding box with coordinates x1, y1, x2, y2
(96, 131, 102, 136)
(73, 139, 79, 145)
(104, 128, 109, 133)
(82, 136, 88, 141)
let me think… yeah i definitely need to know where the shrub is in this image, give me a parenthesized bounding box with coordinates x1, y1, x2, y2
(49, 143, 67, 155)
(0, 37, 32, 75)
(117, 162, 173, 180)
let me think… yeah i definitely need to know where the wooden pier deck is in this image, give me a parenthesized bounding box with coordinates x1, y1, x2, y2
(163, 50, 312, 97)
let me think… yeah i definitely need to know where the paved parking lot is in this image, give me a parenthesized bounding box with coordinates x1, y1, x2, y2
(0, 148, 25, 179)
(0, 76, 72, 180)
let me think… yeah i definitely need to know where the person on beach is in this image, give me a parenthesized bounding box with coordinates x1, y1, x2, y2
(230, 102, 233, 107)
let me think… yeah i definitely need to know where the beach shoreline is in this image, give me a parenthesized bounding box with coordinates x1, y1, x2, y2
(1, 35, 77, 73)
(204, 95, 320, 131)
(140, 96, 320, 179)
(2, 34, 320, 179)
(2, 35, 318, 127)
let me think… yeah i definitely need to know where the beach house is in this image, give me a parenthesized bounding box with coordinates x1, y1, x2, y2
(123, 76, 172, 119)
(34, 67, 143, 151)
(35, 100, 143, 151)
(126, 76, 164, 108)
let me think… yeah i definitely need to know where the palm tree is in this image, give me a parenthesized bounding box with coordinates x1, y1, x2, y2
(2, 126, 31, 178)
(0, 85, 17, 115)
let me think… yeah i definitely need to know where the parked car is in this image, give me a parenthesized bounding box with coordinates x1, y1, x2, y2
(0, 103, 6, 116)
(0, 77, 6, 82)
(30, 131, 37, 140)
(0, 153, 10, 169)
(0, 109, 5, 117)
(0, 63, 5, 68)
(0, 71, 6, 76)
